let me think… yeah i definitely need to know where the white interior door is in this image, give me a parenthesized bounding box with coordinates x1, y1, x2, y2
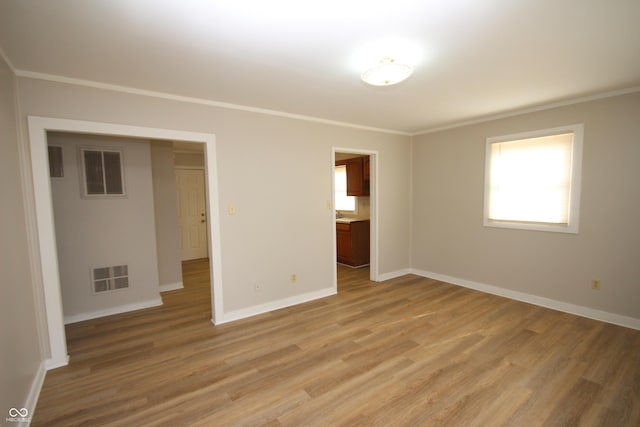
(176, 168, 208, 260)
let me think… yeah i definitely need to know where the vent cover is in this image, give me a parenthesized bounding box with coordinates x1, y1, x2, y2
(48, 145, 64, 178)
(92, 265, 129, 293)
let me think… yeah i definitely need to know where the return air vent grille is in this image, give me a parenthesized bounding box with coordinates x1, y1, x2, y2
(92, 265, 129, 293)
(48, 145, 64, 178)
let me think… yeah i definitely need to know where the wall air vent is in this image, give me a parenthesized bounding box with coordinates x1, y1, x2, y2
(92, 265, 129, 293)
(48, 145, 64, 178)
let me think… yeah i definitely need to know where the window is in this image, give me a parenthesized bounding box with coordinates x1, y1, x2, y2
(81, 148, 125, 196)
(484, 124, 583, 233)
(92, 265, 129, 294)
(335, 164, 356, 212)
(48, 145, 64, 178)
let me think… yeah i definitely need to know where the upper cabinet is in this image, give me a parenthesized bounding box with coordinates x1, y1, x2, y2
(336, 156, 370, 196)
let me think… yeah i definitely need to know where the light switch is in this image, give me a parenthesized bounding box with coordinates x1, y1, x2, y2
(229, 204, 236, 215)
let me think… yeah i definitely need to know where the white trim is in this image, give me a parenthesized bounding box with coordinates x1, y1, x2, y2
(27, 116, 225, 370)
(16, 70, 410, 136)
(412, 86, 640, 135)
(483, 124, 583, 234)
(411, 269, 640, 331)
(215, 287, 336, 325)
(377, 268, 412, 282)
(0, 46, 17, 72)
(11, 64, 640, 138)
(332, 147, 379, 283)
(63, 298, 163, 324)
(45, 355, 69, 371)
(159, 281, 184, 292)
(14, 361, 47, 426)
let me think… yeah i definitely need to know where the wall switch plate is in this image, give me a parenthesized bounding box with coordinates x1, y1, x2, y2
(229, 204, 236, 215)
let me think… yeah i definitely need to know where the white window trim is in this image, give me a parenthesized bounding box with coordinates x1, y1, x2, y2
(79, 146, 127, 198)
(483, 124, 583, 234)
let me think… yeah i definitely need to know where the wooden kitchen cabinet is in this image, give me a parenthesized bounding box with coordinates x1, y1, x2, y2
(336, 220, 370, 267)
(336, 156, 370, 196)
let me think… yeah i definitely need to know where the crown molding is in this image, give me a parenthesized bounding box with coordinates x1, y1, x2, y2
(14, 69, 411, 137)
(0, 47, 17, 73)
(412, 86, 640, 136)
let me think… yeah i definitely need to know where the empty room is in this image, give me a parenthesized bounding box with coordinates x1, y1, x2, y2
(1, 1, 639, 426)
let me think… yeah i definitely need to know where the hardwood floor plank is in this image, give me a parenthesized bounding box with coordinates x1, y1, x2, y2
(32, 260, 640, 426)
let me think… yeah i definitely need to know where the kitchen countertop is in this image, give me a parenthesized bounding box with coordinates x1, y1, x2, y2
(336, 217, 369, 223)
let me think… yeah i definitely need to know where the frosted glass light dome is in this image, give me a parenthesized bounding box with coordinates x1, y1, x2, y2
(361, 57, 413, 86)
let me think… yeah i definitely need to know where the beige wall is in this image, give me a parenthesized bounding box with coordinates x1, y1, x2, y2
(412, 93, 640, 319)
(174, 151, 205, 168)
(16, 77, 412, 314)
(48, 132, 161, 321)
(0, 57, 44, 415)
(151, 141, 183, 289)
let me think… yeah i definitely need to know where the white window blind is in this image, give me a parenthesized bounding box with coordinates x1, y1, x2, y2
(335, 165, 356, 211)
(484, 125, 583, 233)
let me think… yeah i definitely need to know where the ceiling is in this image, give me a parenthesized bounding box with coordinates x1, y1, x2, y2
(1, 0, 639, 134)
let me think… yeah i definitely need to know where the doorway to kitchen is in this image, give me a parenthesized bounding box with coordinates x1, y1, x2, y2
(332, 147, 378, 291)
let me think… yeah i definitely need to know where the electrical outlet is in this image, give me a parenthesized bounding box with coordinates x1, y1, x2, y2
(254, 282, 261, 292)
(591, 279, 601, 290)
(291, 273, 297, 283)
(229, 204, 237, 215)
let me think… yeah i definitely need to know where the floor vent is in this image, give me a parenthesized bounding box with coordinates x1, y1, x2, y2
(92, 265, 129, 293)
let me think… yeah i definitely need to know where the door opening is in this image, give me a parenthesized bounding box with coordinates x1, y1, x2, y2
(332, 147, 378, 291)
(28, 117, 224, 369)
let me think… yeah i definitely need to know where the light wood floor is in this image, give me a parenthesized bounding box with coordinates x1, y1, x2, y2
(34, 260, 640, 426)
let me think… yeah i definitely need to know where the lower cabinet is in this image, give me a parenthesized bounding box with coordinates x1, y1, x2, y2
(336, 220, 370, 267)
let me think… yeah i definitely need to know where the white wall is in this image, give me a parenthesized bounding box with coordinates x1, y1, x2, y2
(0, 56, 44, 418)
(48, 132, 162, 322)
(412, 92, 640, 321)
(151, 141, 183, 290)
(17, 77, 412, 317)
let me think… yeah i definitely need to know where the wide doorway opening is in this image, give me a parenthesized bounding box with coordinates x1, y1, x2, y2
(28, 117, 224, 369)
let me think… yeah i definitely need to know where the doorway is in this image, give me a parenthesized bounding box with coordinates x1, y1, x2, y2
(28, 117, 224, 369)
(332, 147, 378, 290)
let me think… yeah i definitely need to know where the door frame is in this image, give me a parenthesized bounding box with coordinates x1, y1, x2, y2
(28, 116, 224, 369)
(332, 147, 379, 286)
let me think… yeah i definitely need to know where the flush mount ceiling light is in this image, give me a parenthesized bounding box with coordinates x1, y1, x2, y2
(361, 57, 413, 86)
(353, 38, 422, 87)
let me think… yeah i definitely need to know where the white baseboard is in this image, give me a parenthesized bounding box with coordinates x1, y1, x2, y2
(214, 287, 337, 325)
(45, 353, 69, 370)
(63, 297, 163, 324)
(9, 361, 47, 426)
(411, 269, 640, 330)
(159, 281, 183, 292)
(377, 268, 412, 282)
